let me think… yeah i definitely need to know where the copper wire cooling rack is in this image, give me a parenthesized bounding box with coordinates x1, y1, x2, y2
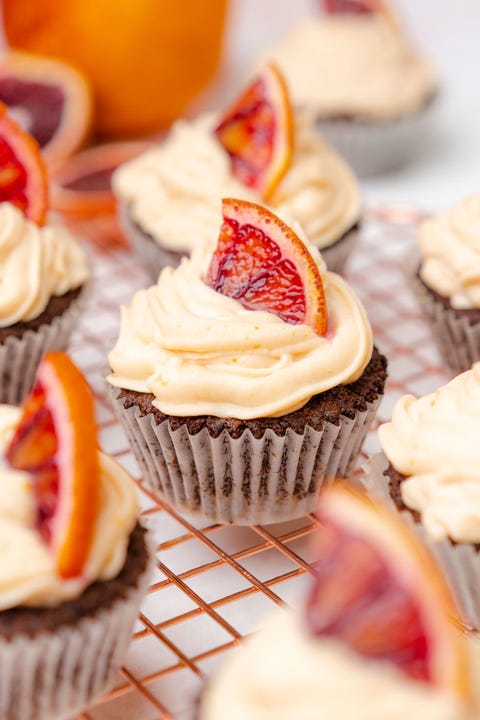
(68, 207, 450, 720)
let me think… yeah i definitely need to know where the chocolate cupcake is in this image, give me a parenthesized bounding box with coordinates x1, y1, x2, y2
(0, 355, 152, 720)
(0, 203, 89, 403)
(364, 364, 480, 630)
(407, 195, 480, 374)
(108, 200, 386, 524)
(113, 68, 362, 279)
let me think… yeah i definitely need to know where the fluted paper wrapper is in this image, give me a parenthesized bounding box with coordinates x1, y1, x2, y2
(407, 263, 480, 375)
(0, 286, 88, 405)
(363, 452, 480, 631)
(0, 535, 152, 720)
(110, 385, 382, 525)
(321, 225, 359, 275)
(118, 205, 184, 281)
(315, 102, 435, 178)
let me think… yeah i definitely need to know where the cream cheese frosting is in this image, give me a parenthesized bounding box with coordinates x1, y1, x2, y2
(200, 609, 472, 720)
(378, 364, 480, 544)
(0, 404, 139, 609)
(418, 195, 480, 309)
(107, 239, 373, 419)
(0, 203, 89, 327)
(113, 112, 361, 254)
(268, 15, 436, 120)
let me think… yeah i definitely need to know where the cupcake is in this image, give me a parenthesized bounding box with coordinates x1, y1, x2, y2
(114, 63, 362, 278)
(266, 3, 437, 176)
(108, 198, 386, 525)
(407, 194, 480, 375)
(198, 487, 476, 719)
(0, 351, 151, 720)
(364, 363, 480, 630)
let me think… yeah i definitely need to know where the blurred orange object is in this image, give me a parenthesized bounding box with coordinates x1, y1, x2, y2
(2, 0, 228, 137)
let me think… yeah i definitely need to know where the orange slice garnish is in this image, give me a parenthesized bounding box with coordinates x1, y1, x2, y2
(0, 50, 92, 169)
(323, 0, 395, 23)
(307, 486, 470, 700)
(50, 140, 153, 217)
(0, 101, 48, 224)
(206, 198, 327, 335)
(6, 352, 99, 579)
(213, 62, 294, 201)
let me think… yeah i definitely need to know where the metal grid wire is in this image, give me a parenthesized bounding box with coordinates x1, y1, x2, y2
(65, 208, 450, 720)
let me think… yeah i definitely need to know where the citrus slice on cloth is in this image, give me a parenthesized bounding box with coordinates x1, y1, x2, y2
(213, 63, 293, 201)
(0, 101, 48, 224)
(0, 50, 92, 168)
(206, 198, 327, 335)
(50, 140, 152, 217)
(306, 487, 470, 698)
(6, 352, 100, 579)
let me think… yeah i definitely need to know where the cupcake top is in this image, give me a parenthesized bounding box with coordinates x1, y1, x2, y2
(0, 403, 138, 608)
(378, 364, 480, 544)
(200, 609, 472, 720)
(107, 220, 372, 419)
(417, 195, 480, 309)
(0, 202, 89, 327)
(267, 14, 436, 120)
(113, 111, 361, 255)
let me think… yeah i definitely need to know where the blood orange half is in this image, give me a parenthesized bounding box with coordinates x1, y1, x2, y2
(6, 352, 99, 579)
(0, 50, 92, 168)
(206, 198, 327, 335)
(0, 101, 48, 224)
(214, 63, 294, 201)
(306, 487, 470, 699)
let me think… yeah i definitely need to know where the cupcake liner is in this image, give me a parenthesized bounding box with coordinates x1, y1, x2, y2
(320, 224, 359, 274)
(406, 261, 480, 375)
(0, 529, 152, 720)
(0, 285, 89, 405)
(363, 453, 480, 630)
(314, 101, 435, 178)
(118, 204, 185, 281)
(109, 384, 382, 525)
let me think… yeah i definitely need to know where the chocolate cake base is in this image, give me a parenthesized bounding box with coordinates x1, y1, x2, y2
(416, 271, 480, 324)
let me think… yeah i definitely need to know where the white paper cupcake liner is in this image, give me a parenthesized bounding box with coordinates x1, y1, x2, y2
(315, 101, 436, 177)
(363, 453, 480, 630)
(0, 526, 152, 720)
(118, 204, 184, 281)
(406, 263, 480, 375)
(109, 385, 382, 525)
(320, 224, 359, 275)
(0, 285, 89, 405)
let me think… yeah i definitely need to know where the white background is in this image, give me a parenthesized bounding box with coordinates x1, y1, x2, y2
(216, 0, 480, 213)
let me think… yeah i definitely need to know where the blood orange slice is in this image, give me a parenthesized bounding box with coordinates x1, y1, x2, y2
(6, 352, 99, 579)
(213, 63, 293, 201)
(0, 101, 48, 224)
(306, 487, 470, 699)
(50, 140, 152, 217)
(323, 0, 393, 19)
(206, 198, 327, 335)
(0, 50, 92, 168)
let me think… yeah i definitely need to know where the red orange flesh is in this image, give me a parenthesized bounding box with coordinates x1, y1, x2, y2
(214, 63, 294, 201)
(206, 198, 327, 335)
(307, 486, 470, 699)
(0, 101, 48, 224)
(324, 0, 386, 14)
(6, 352, 99, 579)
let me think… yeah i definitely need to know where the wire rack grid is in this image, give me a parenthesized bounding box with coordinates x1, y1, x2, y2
(66, 207, 450, 720)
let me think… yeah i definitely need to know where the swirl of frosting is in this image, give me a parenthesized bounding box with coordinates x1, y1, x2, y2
(108, 239, 373, 419)
(0, 405, 139, 609)
(0, 203, 89, 327)
(418, 195, 480, 309)
(113, 112, 361, 254)
(200, 610, 470, 720)
(268, 15, 436, 119)
(378, 364, 480, 543)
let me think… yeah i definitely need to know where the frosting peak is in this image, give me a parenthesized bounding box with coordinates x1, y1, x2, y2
(379, 364, 480, 543)
(0, 203, 89, 327)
